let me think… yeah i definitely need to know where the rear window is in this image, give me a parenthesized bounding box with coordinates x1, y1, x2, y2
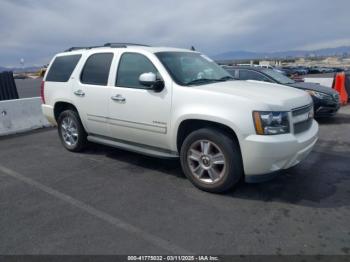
(46, 55, 81, 82)
(80, 53, 113, 86)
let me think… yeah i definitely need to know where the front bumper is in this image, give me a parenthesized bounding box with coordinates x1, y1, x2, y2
(313, 95, 341, 117)
(315, 104, 340, 117)
(241, 120, 318, 179)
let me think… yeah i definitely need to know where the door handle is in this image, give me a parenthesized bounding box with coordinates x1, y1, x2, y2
(111, 94, 126, 102)
(74, 90, 85, 97)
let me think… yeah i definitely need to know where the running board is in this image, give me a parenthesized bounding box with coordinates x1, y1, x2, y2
(87, 135, 179, 159)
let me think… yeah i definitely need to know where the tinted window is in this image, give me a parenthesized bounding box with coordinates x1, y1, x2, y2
(116, 53, 159, 89)
(46, 55, 81, 82)
(81, 53, 113, 85)
(239, 70, 270, 82)
(225, 69, 238, 79)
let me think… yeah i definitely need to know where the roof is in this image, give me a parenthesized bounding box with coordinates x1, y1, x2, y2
(59, 43, 195, 56)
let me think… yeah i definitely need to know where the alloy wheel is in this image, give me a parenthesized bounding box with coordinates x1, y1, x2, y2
(187, 140, 226, 184)
(60, 116, 79, 146)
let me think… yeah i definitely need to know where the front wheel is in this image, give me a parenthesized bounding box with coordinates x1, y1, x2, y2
(180, 128, 243, 193)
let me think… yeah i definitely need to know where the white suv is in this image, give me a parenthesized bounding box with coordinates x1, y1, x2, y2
(41, 43, 318, 192)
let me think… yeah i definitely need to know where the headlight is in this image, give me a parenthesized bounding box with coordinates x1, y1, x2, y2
(306, 90, 330, 100)
(253, 111, 290, 135)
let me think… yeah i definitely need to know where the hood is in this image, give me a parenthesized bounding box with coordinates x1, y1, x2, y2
(289, 81, 337, 94)
(195, 80, 312, 111)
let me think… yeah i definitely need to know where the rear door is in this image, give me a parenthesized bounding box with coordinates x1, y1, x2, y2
(72, 52, 113, 137)
(44, 54, 82, 106)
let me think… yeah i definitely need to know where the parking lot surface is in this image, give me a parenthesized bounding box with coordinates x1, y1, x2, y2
(15, 78, 41, 98)
(0, 107, 349, 255)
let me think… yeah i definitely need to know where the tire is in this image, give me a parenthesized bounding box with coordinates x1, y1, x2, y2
(57, 109, 87, 152)
(180, 128, 243, 193)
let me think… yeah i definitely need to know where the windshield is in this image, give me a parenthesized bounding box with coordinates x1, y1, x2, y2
(155, 52, 233, 86)
(262, 69, 295, 84)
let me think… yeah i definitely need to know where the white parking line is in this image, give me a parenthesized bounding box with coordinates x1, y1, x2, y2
(0, 164, 191, 254)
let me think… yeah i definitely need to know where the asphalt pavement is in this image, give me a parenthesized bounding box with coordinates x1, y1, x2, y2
(0, 104, 349, 255)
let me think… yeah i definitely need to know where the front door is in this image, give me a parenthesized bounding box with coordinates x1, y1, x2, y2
(108, 52, 172, 150)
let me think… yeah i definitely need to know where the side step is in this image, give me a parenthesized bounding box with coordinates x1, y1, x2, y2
(87, 135, 179, 159)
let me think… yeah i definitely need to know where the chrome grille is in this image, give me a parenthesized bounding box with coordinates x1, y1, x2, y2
(292, 104, 313, 134)
(294, 119, 313, 134)
(292, 104, 313, 117)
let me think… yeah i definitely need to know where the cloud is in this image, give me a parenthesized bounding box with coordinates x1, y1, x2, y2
(0, 0, 349, 66)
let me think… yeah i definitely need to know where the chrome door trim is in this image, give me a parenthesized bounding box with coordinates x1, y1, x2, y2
(87, 114, 167, 134)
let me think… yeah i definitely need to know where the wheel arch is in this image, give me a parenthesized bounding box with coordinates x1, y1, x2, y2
(53, 101, 79, 121)
(176, 118, 242, 154)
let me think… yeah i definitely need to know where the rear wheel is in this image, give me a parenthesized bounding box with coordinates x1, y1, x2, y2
(180, 128, 243, 193)
(57, 110, 87, 152)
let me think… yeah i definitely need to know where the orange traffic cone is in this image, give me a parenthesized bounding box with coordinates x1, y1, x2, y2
(333, 72, 348, 105)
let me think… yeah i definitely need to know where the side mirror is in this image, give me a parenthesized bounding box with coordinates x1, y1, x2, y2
(139, 72, 164, 92)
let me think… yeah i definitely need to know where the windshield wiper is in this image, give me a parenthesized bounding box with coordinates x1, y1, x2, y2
(186, 76, 234, 86)
(217, 76, 234, 81)
(185, 78, 219, 85)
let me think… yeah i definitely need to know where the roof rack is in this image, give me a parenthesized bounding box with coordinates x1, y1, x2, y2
(65, 47, 88, 52)
(104, 43, 150, 47)
(64, 43, 150, 52)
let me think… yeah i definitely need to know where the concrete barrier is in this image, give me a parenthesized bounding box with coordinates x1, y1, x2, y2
(0, 97, 51, 136)
(304, 77, 333, 88)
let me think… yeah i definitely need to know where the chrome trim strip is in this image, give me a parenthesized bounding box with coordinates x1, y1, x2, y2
(291, 104, 313, 126)
(292, 104, 313, 116)
(292, 113, 311, 124)
(87, 114, 167, 134)
(87, 114, 108, 123)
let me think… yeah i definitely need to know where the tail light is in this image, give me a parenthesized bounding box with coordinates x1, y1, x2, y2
(40, 80, 45, 104)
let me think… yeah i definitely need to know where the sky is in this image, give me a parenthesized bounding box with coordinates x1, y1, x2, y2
(1, 0, 350, 67)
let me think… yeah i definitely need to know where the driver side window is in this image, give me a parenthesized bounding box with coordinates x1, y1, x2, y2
(116, 53, 160, 89)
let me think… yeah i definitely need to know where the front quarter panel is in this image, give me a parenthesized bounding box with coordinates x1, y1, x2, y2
(170, 84, 266, 151)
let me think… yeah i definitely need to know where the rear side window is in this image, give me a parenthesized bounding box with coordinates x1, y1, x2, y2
(81, 53, 113, 86)
(46, 55, 81, 82)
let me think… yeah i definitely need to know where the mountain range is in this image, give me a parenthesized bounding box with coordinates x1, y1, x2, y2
(212, 46, 350, 61)
(1, 46, 350, 71)
(0, 65, 42, 73)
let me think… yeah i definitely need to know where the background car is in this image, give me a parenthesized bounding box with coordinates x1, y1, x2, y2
(345, 70, 350, 98)
(333, 67, 345, 73)
(307, 67, 324, 74)
(224, 66, 341, 117)
(295, 66, 309, 75)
